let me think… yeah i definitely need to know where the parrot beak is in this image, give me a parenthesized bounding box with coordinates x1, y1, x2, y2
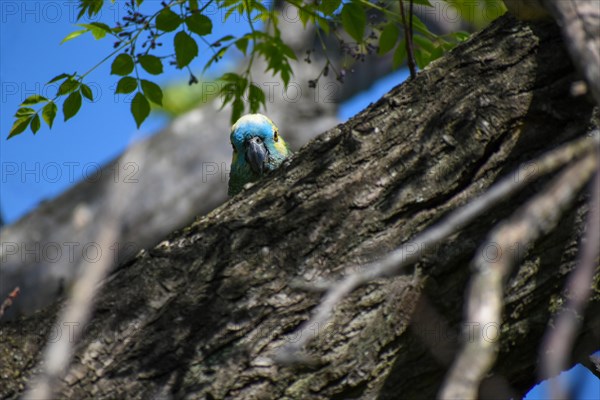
(245, 136, 269, 175)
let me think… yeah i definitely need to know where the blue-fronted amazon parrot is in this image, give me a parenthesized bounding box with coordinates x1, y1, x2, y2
(228, 114, 292, 196)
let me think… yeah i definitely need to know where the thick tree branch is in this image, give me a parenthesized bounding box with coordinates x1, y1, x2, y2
(277, 133, 599, 362)
(1, 15, 598, 400)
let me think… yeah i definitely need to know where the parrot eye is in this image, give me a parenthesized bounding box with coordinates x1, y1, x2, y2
(274, 130, 279, 142)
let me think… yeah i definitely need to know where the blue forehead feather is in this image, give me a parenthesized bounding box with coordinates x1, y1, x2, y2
(231, 114, 276, 147)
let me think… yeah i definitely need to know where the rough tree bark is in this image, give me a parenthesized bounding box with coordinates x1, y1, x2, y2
(1, 14, 599, 399)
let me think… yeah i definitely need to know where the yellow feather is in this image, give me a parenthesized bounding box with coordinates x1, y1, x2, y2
(274, 136, 289, 156)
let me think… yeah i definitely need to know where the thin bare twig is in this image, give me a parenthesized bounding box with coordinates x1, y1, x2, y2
(24, 143, 146, 399)
(439, 152, 599, 400)
(275, 133, 600, 364)
(410, 298, 519, 398)
(540, 164, 600, 399)
(0, 287, 20, 320)
(399, 0, 417, 78)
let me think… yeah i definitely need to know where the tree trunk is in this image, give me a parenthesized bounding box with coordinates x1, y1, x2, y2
(1, 14, 598, 400)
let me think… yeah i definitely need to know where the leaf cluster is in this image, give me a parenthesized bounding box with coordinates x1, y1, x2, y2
(9, 74, 93, 138)
(9, 0, 501, 139)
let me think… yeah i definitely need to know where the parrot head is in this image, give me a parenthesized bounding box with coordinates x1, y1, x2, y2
(228, 114, 291, 196)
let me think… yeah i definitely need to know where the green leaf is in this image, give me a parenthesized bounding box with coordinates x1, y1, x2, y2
(413, 35, 435, 54)
(316, 15, 330, 35)
(220, 72, 243, 83)
(80, 84, 94, 101)
(410, 15, 434, 37)
(341, 2, 366, 43)
(318, 0, 341, 15)
(138, 55, 163, 75)
(15, 107, 35, 117)
(299, 7, 311, 26)
(76, 22, 111, 40)
(89, 22, 113, 33)
(235, 37, 248, 55)
(58, 78, 80, 95)
(47, 73, 70, 84)
(156, 7, 182, 32)
(449, 31, 470, 42)
(42, 102, 58, 128)
(203, 47, 227, 72)
(378, 23, 399, 55)
(231, 97, 244, 125)
(63, 91, 82, 121)
(174, 31, 198, 68)
(76, 0, 103, 20)
(279, 41, 297, 60)
(131, 92, 150, 128)
(111, 53, 134, 76)
(61, 30, 87, 44)
(141, 79, 163, 106)
(430, 42, 444, 60)
(224, 7, 236, 22)
(21, 95, 48, 106)
(215, 34, 235, 43)
(281, 67, 291, 87)
(393, 42, 407, 69)
(186, 13, 212, 36)
(8, 116, 32, 139)
(248, 84, 265, 113)
(253, 2, 269, 17)
(30, 114, 41, 134)
(116, 77, 138, 94)
(414, 47, 430, 70)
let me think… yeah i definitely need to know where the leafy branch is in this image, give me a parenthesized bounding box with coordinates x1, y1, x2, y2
(8, 0, 479, 139)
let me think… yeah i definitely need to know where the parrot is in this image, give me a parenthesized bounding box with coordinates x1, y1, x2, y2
(228, 114, 292, 196)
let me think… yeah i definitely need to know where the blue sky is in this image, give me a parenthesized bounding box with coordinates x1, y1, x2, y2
(1, 1, 169, 222)
(0, 1, 598, 398)
(525, 362, 600, 400)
